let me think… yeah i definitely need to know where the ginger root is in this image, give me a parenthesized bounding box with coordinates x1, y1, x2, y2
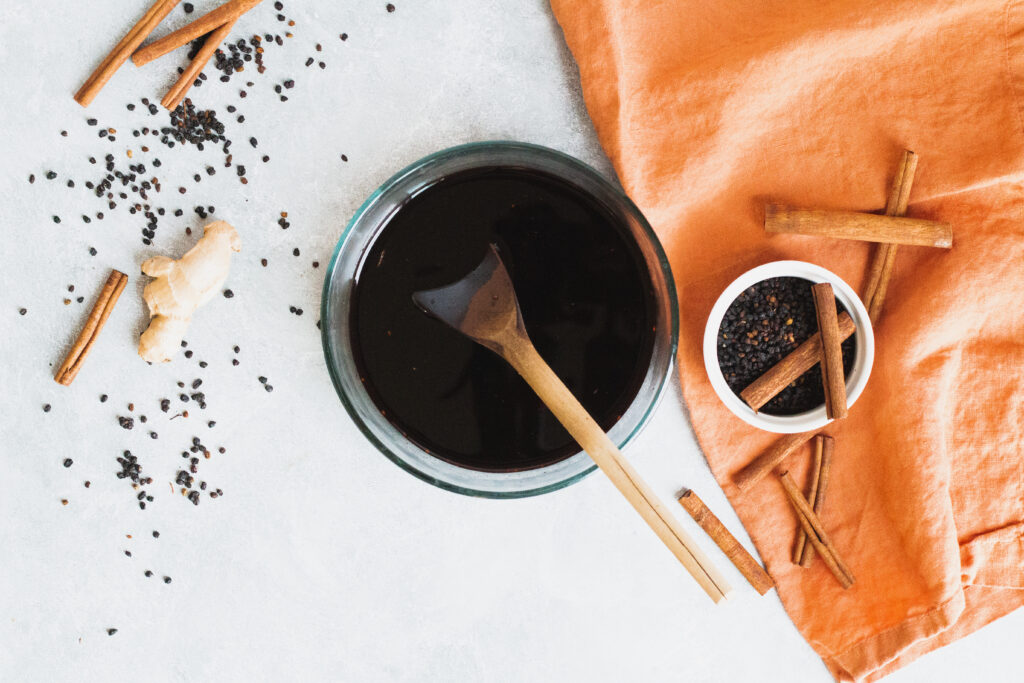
(138, 221, 241, 363)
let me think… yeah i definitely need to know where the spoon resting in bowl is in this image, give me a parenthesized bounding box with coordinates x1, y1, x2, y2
(413, 244, 731, 603)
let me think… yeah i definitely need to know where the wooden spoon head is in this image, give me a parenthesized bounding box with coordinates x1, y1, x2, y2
(412, 244, 526, 353)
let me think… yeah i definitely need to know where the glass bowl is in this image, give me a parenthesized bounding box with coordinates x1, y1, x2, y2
(320, 141, 678, 498)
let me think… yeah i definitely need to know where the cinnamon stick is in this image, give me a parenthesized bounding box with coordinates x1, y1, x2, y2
(733, 430, 817, 491)
(132, 0, 264, 66)
(74, 0, 181, 107)
(678, 489, 775, 595)
(161, 19, 238, 110)
(778, 470, 854, 589)
(799, 435, 834, 567)
(863, 151, 918, 312)
(765, 205, 950, 248)
(868, 245, 898, 322)
(811, 283, 848, 420)
(792, 435, 823, 564)
(54, 270, 128, 385)
(740, 312, 855, 412)
(862, 243, 893, 314)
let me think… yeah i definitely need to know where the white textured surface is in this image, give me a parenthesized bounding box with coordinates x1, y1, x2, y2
(0, 1, 1020, 681)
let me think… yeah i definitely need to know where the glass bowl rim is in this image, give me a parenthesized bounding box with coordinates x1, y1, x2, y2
(319, 140, 680, 498)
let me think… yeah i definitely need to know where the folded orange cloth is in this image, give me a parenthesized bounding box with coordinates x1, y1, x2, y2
(550, 0, 1024, 679)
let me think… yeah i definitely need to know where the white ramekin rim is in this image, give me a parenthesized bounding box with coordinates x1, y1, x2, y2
(702, 260, 875, 434)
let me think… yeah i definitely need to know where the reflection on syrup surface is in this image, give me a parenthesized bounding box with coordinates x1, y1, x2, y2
(350, 167, 656, 472)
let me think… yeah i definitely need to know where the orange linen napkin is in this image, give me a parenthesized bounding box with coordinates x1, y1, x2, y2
(549, 0, 1024, 680)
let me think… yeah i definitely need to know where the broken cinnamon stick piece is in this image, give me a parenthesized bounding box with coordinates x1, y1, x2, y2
(74, 0, 181, 107)
(734, 430, 817, 491)
(792, 435, 824, 564)
(766, 205, 950, 248)
(863, 151, 918, 308)
(799, 435, 834, 567)
(811, 283, 848, 420)
(740, 312, 855, 412)
(132, 0, 264, 66)
(778, 470, 854, 589)
(678, 489, 775, 595)
(161, 18, 238, 110)
(54, 270, 128, 385)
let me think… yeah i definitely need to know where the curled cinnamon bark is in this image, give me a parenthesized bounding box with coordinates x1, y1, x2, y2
(73, 0, 181, 107)
(766, 205, 950, 248)
(811, 283, 848, 420)
(55, 270, 128, 385)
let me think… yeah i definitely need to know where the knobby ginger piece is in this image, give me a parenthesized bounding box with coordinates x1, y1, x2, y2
(138, 221, 241, 363)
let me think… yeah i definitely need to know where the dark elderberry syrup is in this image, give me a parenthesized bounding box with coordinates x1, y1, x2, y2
(349, 166, 657, 472)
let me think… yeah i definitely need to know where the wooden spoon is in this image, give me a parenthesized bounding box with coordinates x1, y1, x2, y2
(414, 245, 732, 603)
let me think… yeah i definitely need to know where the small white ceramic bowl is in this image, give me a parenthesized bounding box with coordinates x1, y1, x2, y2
(702, 260, 874, 434)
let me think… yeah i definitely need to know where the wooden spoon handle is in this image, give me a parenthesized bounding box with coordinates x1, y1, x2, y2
(504, 342, 732, 603)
